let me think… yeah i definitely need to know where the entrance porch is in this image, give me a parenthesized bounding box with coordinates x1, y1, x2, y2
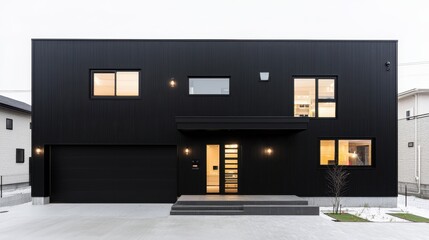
(170, 195, 319, 215)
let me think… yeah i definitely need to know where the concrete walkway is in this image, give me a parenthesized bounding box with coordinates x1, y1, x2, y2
(1, 203, 429, 240)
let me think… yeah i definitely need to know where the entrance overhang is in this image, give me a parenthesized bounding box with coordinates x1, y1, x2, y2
(176, 116, 308, 131)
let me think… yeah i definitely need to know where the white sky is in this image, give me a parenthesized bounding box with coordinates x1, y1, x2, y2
(0, 0, 428, 104)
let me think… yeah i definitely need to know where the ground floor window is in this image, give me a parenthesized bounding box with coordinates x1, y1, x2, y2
(320, 139, 372, 166)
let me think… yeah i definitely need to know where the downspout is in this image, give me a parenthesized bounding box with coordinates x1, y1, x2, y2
(417, 145, 421, 194)
(412, 93, 421, 194)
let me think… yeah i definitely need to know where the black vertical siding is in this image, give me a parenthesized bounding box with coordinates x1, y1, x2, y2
(32, 40, 397, 200)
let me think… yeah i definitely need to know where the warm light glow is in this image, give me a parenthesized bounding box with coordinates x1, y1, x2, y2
(350, 151, 358, 158)
(225, 144, 238, 148)
(265, 147, 273, 155)
(184, 147, 190, 155)
(35, 147, 43, 155)
(169, 79, 177, 88)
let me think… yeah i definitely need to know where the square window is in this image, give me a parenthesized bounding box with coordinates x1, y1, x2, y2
(93, 73, 115, 96)
(6, 118, 13, 130)
(318, 79, 335, 100)
(294, 77, 336, 118)
(116, 72, 139, 96)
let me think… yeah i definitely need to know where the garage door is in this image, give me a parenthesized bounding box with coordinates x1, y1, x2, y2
(50, 145, 177, 203)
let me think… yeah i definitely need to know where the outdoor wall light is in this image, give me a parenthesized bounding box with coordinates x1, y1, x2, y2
(169, 78, 177, 88)
(184, 147, 191, 156)
(385, 61, 391, 71)
(35, 147, 43, 155)
(264, 147, 273, 155)
(260, 72, 270, 81)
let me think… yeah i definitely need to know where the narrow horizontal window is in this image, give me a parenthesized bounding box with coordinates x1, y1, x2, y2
(318, 102, 336, 118)
(189, 77, 230, 95)
(92, 71, 140, 97)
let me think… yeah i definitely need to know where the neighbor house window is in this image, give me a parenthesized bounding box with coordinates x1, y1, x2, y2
(320, 139, 372, 166)
(189, 77, 230, 95)
(6, 118, 13, 130)
(294, 77, 336, 117)
(16, 148, 24, 163)
(92, 71, 140, 97)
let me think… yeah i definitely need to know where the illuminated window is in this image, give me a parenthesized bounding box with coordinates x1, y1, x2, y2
(320, 140, 335, 165)
(92, 71, 140, 97)
(338, 140, 372, 166)
(294, 77, 336, 117)
(320, 139, 372, 166)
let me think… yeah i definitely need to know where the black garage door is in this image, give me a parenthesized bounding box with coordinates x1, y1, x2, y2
(50, 145, 177, 203)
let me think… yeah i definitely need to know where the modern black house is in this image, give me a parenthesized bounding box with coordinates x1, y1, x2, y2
(31, 39, 397, 206)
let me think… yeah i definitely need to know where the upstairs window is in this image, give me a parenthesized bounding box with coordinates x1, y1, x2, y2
(189, 77, 230, 95)
(92, 71, 140, 97)
(6, 118, 13, 130)
(294, 77, 336, 118)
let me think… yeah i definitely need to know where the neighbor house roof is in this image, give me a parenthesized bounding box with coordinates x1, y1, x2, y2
(0, 95, 31, 113)
(398, 88, 429, 100)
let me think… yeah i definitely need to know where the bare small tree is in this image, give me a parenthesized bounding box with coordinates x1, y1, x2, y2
(326, 165, 349, 214)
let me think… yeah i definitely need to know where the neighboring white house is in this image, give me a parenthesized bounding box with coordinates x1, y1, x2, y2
(0, 95, 31, 189)
(398, 89, 429, 198)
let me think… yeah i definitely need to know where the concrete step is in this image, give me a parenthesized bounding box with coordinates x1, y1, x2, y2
(243, 205, 319, 215)
(175, 199, 309, 206)
(170, 209, 244, 215)
(171, 205, 244, 211)
(175, 195, 309, 206)
(170, 195, 319, 215)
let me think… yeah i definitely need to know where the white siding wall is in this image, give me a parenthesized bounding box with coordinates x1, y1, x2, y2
(398, 92, 429, 190)
(0, 107, 31, 185)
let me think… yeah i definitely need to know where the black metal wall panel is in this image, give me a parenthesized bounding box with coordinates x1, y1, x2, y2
(32, 40, 397, 200)
(50, 145, 177, 203)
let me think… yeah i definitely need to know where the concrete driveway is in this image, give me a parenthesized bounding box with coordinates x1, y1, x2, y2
(1, 203, 428, 240)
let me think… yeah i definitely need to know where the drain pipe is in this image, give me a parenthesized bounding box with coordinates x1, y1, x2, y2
(410, 93, 421, 195)
(417, 145, 421, 194)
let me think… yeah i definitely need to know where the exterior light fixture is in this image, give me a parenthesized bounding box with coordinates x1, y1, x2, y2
(264, 147, 273, 155)
(259, 72, 270, 81)
(184, 147, 190, 156)
(385, 61, 391, 71)
(35, 147, 43, 155)
(169, 78, 177, 88)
